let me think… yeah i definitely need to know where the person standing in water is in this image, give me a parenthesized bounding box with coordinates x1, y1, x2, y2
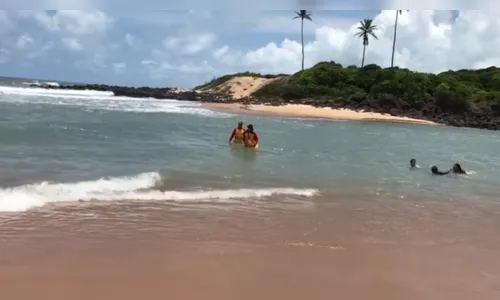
(243, 124, 259, 148)
(228, 121, 245, 144)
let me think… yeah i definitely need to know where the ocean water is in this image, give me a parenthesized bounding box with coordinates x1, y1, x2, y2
(0, 83, 499, 213)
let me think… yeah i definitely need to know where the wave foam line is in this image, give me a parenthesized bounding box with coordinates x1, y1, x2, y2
(0, 85, 115, 98)
(0, 172, 318, 212)
(0, 86, 234, 117)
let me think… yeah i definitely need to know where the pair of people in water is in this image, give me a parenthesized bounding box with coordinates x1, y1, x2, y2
(228, 121, 259, 148)
(409, 158, 466, 175)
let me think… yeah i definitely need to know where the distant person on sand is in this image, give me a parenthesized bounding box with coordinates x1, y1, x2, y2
(229, 121, 245, 144)
(243, 124, 259, 148)
(409, 158, 417, 169)
(452, 163, 467, 174)
(431, 165, 451, 175)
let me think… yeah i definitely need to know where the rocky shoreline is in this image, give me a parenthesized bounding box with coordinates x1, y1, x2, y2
(32, 83, 500, 130)
(32, 83, 236, 103)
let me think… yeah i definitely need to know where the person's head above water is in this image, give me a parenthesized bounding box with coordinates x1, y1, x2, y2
(452, 163, 466, 174)
(431, 165, 438, 174)
(410, 158, 416, 168)
(247, 124, 254, 132)
(237, 121, 243, 129)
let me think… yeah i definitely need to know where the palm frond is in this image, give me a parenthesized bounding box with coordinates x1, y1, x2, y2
(293, 10, 312, 21)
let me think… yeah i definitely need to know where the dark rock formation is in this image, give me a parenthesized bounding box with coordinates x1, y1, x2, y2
(30, 83, 238, 103)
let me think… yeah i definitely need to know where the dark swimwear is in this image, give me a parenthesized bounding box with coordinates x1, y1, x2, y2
(431, 166, 450, 175)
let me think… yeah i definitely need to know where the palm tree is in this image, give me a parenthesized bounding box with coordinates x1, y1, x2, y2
(293, 10, 312, 71)
(354, 18, 378, 68)
(391, 10, 408, 68)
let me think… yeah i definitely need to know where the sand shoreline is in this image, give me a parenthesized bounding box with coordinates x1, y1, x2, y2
(204, 103, 439, 125)
(2, 194, 499, 300)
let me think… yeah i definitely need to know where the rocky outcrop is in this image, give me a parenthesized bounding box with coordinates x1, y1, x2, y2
(31, 83, 238, 103)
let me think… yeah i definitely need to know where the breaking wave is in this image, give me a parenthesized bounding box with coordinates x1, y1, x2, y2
(0, 171, 319, 212)
(0, 85, 232, 118)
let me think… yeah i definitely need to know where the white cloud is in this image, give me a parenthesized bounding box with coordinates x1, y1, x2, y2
(380, 0, 500, 10)
(61, 37, 83, 51)
(125, 33, 138, 48)
(2, 0, 104, 10)
(142, 60, 214, 80)
(141, 60, 157, 66)
(163, 33, 216, 55)
(241, 39, 303, 74)
(254, 13, 355, 35)
(26, 41, 54, 59)
(16, 34, 34, 49)
(0, 11, 14, 35)
(74, 52, 107, 71)
(14, 11, 116, 75)
(213, 45, 229, 59)
(163, 37, 180, 49)
(28, 10, 113, 35)
(214, 10, 500, 76)
(113, 62, 126, 73)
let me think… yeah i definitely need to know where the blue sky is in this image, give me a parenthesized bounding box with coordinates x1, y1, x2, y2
(0, 10, 497, 88)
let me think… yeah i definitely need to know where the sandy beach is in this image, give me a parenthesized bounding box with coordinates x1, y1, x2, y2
(1, 192, 499, 300)
(205, 102, 439, 125)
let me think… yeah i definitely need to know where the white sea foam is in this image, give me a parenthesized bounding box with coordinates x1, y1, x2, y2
(0, 85, 232, 118)
(0, 171, 318, 212)
(21, 80, 61, 87)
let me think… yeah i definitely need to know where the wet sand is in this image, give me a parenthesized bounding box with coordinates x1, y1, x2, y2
(204, 103, 439, 125)
(0, 192, 499, 300)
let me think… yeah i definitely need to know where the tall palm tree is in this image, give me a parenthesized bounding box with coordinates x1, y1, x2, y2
(391, 10, 408, 68)
(293, 10, 312, 71)
(354, 18, 378, 68)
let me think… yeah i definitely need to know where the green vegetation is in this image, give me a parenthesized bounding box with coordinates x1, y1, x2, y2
(252, 61, 500, 117)
(194, 72, 287, 90)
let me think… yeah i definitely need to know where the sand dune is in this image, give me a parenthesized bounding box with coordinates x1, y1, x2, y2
(199, 76, 283, 99)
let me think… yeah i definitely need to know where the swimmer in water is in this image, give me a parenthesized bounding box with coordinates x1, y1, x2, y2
(229, 121, 245, 144)
(243, 124, 259, 148)
(431, 165, 451, 175)
(452, 163, 467, 174)
(409, 158, 417, 169)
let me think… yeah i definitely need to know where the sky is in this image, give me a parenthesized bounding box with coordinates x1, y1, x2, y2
(1, 8, 500, 88)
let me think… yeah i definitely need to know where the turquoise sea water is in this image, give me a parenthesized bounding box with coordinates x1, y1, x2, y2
(0, 84, 499, 213)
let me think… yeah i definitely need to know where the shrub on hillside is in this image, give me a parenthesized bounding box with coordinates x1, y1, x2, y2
(250, 60, 500, 115)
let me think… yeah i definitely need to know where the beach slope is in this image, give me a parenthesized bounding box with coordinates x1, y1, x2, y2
(206, 102, 438, 125)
